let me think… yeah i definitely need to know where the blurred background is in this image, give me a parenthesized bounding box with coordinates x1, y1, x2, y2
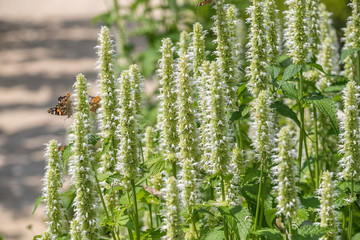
(0, 0, 351, 239)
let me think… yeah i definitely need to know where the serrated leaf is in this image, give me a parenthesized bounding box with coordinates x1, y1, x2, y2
(271, 101, 301, 127)
(340, 47, 360, 62)
(254, 228, 283, 240)
(280, 82, 299, 100)
(323, 83, 347, 93)
(88, 134, 100, 145)
(264, 208, 277, 227)
(115, 214, 134, 229)
(300, 195, 319, 209)
(267, 65, 282, 79)
(293, 225, 328, 240)
(293, 208, 309, 226)
(204, 227, 225, 240)
(32, 196, 44, 215)
(283, 64, 303, 81)
(305, 93, 339, 134)
(218, 206, 253, 240)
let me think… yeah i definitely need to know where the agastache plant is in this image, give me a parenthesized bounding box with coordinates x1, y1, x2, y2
(191, 22, 206, 81)
(214, 0, 237, 109)
(273, 127, 300, 234)
(96, 26, 120, 173)
(177, 31, 200, 238)
(306, 0, 321, 59)
(163, 177, 184, 240)
(316, 171, 339, 240)
(41, 140, 64, 239)
(264, 0, 281, 64)
(157, 38, 179, 177)
(284, 0, 308, 64)
(343, 0, 360, 83)
(338, 81, 360, 180)
(246, 0, 270, 95)
(69, 74, 98, 240)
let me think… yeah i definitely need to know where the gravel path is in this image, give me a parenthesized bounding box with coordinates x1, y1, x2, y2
(0, 1, 107, 239)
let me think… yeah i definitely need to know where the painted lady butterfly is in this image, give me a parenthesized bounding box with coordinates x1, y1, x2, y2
(48, 93, 72, 118)
(196, 0, 214, 7)
(89, 96, 101, 112)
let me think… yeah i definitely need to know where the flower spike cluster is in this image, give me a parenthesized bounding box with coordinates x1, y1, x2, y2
(246, 0, 270, 95)
(116, 70, 141, 184)
(306, 0, 321, 59)
(284, 0, 308, 64)
(42, 139, 64, 238)
(69, 74, 98, 240)
(338, 81, 360, 180)
(316, 171, 339, 240)
(250, 90, 276, 162)
(163, 177, 184, 240)
(157, 38, 179, 165)
(96, 26, 120, 173)
(272, 127, 300, 219)
(192, 22, 206, 81)
(264, 0, 281, 64)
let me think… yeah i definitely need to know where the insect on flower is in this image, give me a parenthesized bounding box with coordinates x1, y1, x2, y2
(89, 96, 101, 112)
(196, 0, 215, 7)
(47, 93, 72, 118)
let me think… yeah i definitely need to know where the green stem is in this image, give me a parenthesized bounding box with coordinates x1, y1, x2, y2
(220, 175, 230, 240)
(191, 209, 199, 239)
(91, 162, 117, 240)
(148, 203, 153, 230)
(302, 128, 316, 189)
(131, 180, 140, 240)
(172, 161, 177, 178)
(254, 157, 265, 232)
(313, 107, 319, 188)
(126, 192, 135, 240)
(357, 51, 360, 85)
(348, 179, 354, 240)
(288, 217, 292, 240)
(298, 70, 304, 174)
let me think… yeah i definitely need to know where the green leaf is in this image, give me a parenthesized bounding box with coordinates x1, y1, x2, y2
(293, 225, 328, 240)
(264, 208, 277, 227)
(218, 206, 252, 240)
(340, 47, 360, 62)
(136, 154, 164, 184)
(254, 228, 283, 240)
(352, 233, 360, 240)
(280, 82, 299, 100)
(32, 196, 44, 215)
(204, 227, 225, 240)
(293, 208, 309, 226)
(271, 101, 301, 127)
(33, 235, 41, 240)
(62, 143, 73, 172)
(305, 93, 339, 134)
(307, 63, 326, 74)
(115, 214, 134, 230)
(88, 134, 100, 145)
(323, 83, 347, 93)
(96, 172, 112, 182)
(282, 64, 303, 81)
(267, 65, 281, 79)
(91, 11, 114, 26)
(300, 195, 319, 210)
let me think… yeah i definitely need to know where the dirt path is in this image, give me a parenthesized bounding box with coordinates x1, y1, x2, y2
(0, 1, 107, 239)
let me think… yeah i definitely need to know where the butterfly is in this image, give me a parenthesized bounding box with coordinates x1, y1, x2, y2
(48, 93, 72, 117)
(89, 96, 101, 112)
(196, 0, 214, 7)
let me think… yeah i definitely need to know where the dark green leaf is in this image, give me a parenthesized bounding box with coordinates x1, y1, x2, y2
(115, 214, 134, 229)
(305, 93, 339, 134)
(267, 65, 281, 79)
(293, 225, 328, 240)
(32, 196, 44, 215)
(254, 228, 283, 240)
(282, 64, 303, 81)
(307, 63, 326, 74)
(271, 101, 301, 127)
(340, 47, 360, 63)
(293, 209, 309, 226)
(300, 195, 319, 210)
(280, 82, 299, 100)
(88, 134, 100, 145)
